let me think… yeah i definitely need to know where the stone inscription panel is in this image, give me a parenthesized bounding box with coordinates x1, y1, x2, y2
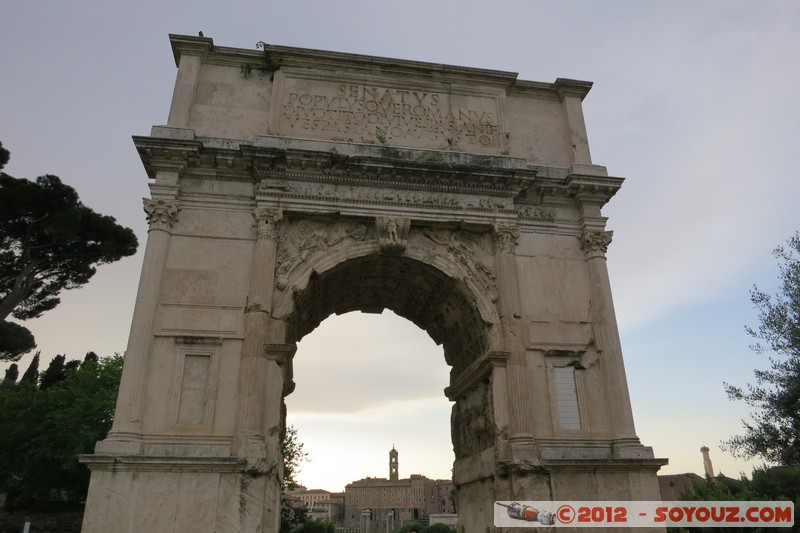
(274, 75, 504, 151)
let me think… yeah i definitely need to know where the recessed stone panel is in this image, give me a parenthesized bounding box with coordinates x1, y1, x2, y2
(160, 306, 241, 336)
(272, 73, 505, 152)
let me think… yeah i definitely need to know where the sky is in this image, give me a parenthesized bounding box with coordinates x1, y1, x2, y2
(1, 1, 799, 493)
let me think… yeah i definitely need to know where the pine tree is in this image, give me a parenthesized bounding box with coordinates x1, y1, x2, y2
(1, 363, 18, 387)
(19, 352, 40, 385)
(0, 143, 138, 360)
(39, 354, 66, 390)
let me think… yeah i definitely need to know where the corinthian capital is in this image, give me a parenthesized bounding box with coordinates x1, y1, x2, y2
(493, 224, 520, 253)
(143, 199, 179, 230)
(253, 207, 283, 239)
(580, 230, 613, 258)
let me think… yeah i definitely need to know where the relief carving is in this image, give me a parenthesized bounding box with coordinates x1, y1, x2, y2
(451, 381, 495, 460)
(377, 217, 410, 255)
(275, 218, 368, 290)
(417, 228, 496, 296)
(255, 179, 291, 195)
(516, 205, 556, 222)
(255, 178, 465, 209)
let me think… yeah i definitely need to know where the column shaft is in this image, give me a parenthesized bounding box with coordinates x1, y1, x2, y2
(582, 231, 638, 440)
(99, 198, 178, 453)
(493, 225, 537, 455)
(235, 208, 282, 457)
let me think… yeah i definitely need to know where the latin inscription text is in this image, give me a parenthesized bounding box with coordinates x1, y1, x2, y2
(280, 81, 500, 147)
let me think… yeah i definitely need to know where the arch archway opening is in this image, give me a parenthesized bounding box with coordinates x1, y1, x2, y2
(285, 254, 490, 377)
(285, 310, 454, 496)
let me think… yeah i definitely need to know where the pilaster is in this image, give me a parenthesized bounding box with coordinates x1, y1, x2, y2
(577, 213, 639, 447)
(492, 224, 538, 461)
(234, 207, 284, 459)
(98, 192, 179, 454)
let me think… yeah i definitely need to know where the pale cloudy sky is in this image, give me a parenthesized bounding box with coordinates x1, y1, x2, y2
(1, 1, 798, 492)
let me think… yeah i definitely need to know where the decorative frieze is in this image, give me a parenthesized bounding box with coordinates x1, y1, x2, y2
(516, 205, 556, 222)
(256, 177, 470, 210)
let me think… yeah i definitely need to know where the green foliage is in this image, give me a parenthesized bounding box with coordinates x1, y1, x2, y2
(240, 41, 281, 80)
(20, 351, 39, 384)
(290, 518, 335, 533)
(39, 353, 67, 390)
(0, 141, 8, 170)
(397, 525, 456, 533)
(670, 467, 800, 533)
(0, 152, 139, 359)
(1, 363, 18, 386)
(0, 353, 123, 511)
(282, 424, 309, 490)
(724, 231, 800, 467)
(424, 524, 457, 533)
(0, 320, 35, 361)
(279, 425, 311, 532)
(680, 475, 758, 502)
(280, 499, 309, 533)
(750, 465, 800, 501)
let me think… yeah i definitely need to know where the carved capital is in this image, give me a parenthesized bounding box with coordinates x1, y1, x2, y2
(143, 199, 179, 230)
(253, 207, 283, 240)
(580, 230, 613, 258)
(265, 343, 297, 397)
(264, 343, 297, 365)
(492, 224, 520, 253)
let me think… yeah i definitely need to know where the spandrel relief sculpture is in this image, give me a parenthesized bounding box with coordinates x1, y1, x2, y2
(275, 218, 368, 290)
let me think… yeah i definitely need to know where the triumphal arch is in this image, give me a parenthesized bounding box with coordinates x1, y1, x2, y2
(81, 35, 666, 532)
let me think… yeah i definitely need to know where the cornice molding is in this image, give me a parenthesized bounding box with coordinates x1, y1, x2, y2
(166, 34, 592, 100)
(169, 33, 214, 67)
(553, 78, 594, 101)
(133, 135, 202, 180)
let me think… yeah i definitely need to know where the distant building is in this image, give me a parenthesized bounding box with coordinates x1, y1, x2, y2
(658, 472, 704, 501)
(701, 445, 715, 478)
(342, 447, 454, 530)
(286, 488, 344, 522)
(657, 446, 734, 501)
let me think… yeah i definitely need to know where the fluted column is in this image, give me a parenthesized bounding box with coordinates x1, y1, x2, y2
(234, 207, 283, 458)
(98, 196, 179, 454)
(580, 229, 638, 442)
(493, 224, 537, 459)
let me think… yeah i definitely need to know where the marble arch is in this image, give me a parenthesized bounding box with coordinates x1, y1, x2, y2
(80, 34, 666, 532)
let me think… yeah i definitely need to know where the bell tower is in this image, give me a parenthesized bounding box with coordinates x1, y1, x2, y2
(389, 446, 399, 481)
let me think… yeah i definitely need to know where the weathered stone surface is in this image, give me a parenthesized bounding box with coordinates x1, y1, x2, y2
(81, 34, 666, 533)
